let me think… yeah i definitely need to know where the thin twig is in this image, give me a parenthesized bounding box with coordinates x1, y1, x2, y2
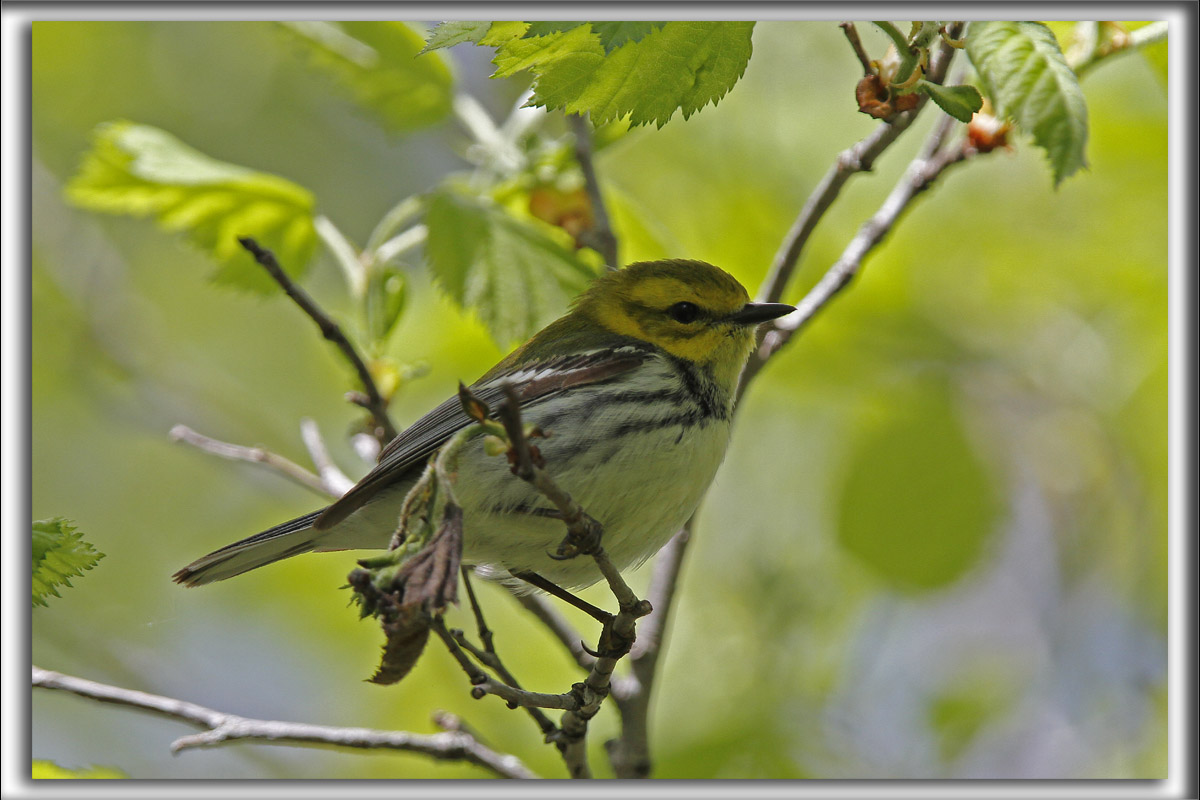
(430, 617, 579, 712)
(754, 22, 963, 311)
(760, 124, 970, 362)
(32, 666, 535, 779)
(458, 569, 558, 737)
(569, 114, 619, 270)
(237, 237, 398, 443)
(299, 418, 355, 497)
(495, 385, 604, 563)
(461, 568, 495, 653)
(840, 22, 875, 75)
(490, 384, 651, 779)
(169, 424, 335, 498)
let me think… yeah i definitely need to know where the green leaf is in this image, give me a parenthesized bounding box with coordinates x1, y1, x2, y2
(836, 383, 1000, 592)
(918, 81, 984, 123)
(365, 265, 407, 344)
(32, 518, 104, 607)
(479, 22, 529, 48)
(966, 21, 1089, 185)
(65, 121, 317, 292)
(420, 21, 492, 54)
(279, 22, 453, 132)
(424, 187, 599, 345)
(522, 21, 667, 54)
(490, 21, 755, 128)
(33, 760, 126, 779)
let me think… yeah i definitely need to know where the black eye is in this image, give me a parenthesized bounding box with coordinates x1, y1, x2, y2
(667, 301, 701, 324)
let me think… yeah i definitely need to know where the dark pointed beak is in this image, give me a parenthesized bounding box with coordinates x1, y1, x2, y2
(727, 302, 795, 326)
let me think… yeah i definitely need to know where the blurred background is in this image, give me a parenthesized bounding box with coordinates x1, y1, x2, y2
(30, 20, 1168, 779)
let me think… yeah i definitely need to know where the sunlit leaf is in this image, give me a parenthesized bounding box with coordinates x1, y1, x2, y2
(365, 264, 408, 344)
(32, 760, 126, 779)
(65, 121, 317, 292)
(279, 22, 453, 132)
(420, 20, 492, 54)
(522, 21, 667, 53)
(424, 186, 599, 345)
(966, 21, 1089, 185)
(32, 518, 104, 607)
(836, 383, 1001, 591)
(486, 21, 755, 128)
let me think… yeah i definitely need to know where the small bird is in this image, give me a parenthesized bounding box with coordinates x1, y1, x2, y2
(173, 259, 794, 590)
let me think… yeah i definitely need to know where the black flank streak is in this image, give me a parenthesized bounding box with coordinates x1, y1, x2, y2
(610, 410, 704, 439)
(668, 356, 727, 421)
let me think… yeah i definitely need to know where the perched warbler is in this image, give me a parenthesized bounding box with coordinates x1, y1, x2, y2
(174, 260, 794, 590)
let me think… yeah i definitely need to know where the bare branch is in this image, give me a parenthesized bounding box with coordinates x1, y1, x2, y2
(169, 424, 335, 498)
(299, 417, 356, 496)
(494, 385, 606, 564)
(756, 126, 971, 367)
(237, 237, 398, 443)
(483, 385, 653, 778)
(569, 114, 619, 270)
(634, 522, 693, 663)
(458, 569, 558, 737)
(755, 21, 964, 308)
(32, 666, 535, 779)
(605, 23, 973, 779)
(430, 616, 579, 712)
(840, 22, 875, 75)
(609, 522, 693, 778)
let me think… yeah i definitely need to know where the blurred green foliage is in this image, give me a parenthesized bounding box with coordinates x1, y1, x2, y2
(836, 378, 1001, 591)
(31, 20, 1168, 780)
(66, 121, 317, 292)
(277, 21, 454, 133)
(32, 760, 126, 779)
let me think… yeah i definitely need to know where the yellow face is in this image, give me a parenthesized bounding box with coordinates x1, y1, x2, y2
(579, 260, 757, 386)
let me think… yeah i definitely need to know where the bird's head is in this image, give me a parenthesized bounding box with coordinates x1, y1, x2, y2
(575, 260, 794, 387)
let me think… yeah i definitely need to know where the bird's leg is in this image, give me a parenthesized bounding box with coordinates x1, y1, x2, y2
(514, 571, 642, 660)
(550, 511, 604, 560)
(514, 571, 613, 626)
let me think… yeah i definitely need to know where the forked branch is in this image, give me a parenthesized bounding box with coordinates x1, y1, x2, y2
(31, 666, 535, 779)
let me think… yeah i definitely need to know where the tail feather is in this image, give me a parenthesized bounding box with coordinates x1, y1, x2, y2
(173, 509, 325, 587)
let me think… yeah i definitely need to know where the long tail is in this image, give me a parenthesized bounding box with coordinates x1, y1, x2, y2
(173, 509, 325, 587)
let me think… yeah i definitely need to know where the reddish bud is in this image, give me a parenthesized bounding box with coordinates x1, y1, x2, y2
(967, 112, 1013, 153)
(855, 74, 918, 121)
(529, 185, 594, 246)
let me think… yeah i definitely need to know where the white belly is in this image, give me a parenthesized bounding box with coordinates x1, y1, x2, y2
(454, 411, 730, 588)
(319, 370, 733, 589)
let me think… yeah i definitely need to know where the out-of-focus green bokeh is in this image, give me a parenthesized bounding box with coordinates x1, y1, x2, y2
(31, 21, 1168, 779)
